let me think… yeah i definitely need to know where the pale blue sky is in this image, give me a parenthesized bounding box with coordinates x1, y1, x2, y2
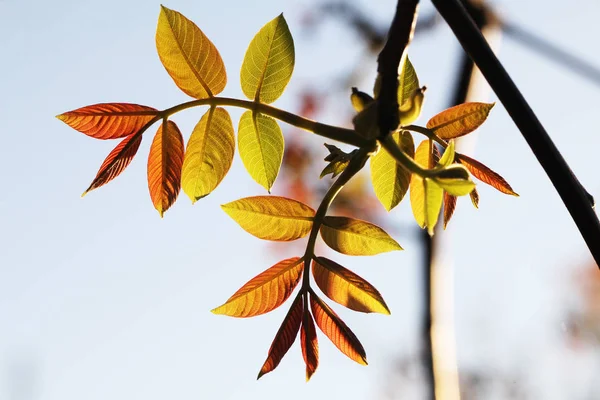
(1, 0, 600, 399)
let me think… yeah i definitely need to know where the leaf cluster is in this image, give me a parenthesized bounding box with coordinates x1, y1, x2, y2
(57, 5, 517, 380)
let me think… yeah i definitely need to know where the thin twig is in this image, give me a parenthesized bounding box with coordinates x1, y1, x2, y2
(376, 0, 420, 137)
(431, 0, 600, 267)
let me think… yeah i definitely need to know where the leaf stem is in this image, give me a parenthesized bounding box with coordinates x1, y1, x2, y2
(159, 97, 369, 148)
(404, 125, 447, 147)
(380, 134, 432, 177)
(300, 146, 373, 290)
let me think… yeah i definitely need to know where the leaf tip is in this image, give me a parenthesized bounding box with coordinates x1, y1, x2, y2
(56, 113, 66, 122)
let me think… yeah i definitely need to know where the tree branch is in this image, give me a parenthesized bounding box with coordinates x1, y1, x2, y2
(376, 0, 420, 137)
(431, 0, 600, 267)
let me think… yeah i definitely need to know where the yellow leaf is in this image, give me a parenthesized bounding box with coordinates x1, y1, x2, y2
(410, 140, 443, 235)
(320, 216, 402, 256)
(221, 196, 315, 241)
(156, 6, 226, 99)
(398, 56, 419, 109)
(426, 102, 494, 139)
(370, 130, 414, 211)
(241, 14, 295, 103)
(438, 140, 455, 167)
(312, 257, 390, 314)
(238, 111, 284, 192)
(181, 107, 234, 202)
(212, 257, 303, 317)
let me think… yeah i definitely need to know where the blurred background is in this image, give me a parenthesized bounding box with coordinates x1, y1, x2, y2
(1, 0, 600, 399)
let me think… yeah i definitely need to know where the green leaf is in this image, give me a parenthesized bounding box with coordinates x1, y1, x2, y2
(320, 216, 402, 256)
(320, 144, 355, 179)
(352, 102, 379, 140)
(350, 88, 374, 112)
(182, 107, 235, 202)
(370, 130, 414, 211)
(238, 111, 284, 192)
(410, 141, 443, 235)
(426, 102, 494, 139)
(433, 165, 476, 196)
(438, 140, 455, 167)
(222, 196, 315, 241)
(398, 57, 419, 109)
(240, 14, 295, 103)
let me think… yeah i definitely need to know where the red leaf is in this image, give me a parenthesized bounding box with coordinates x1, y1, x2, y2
(57, 103, 158, 139)
(470, 186, 480, 208)
(443, 192, 457, 229)
(212, 257, 304, 317)
(301, 305, 319, 381)
(258, 295, 303, 379)
(82, 133, 143, 196)
(309, 292, 367, 365)
(457, 153, 517, 196)
(147, 120, 184, 217)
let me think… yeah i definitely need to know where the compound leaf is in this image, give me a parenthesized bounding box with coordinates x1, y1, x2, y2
(457, 153, 518, 196)
(258, 295, 304, 379)
(156, 6, 226, 99)
(320, 216, 402, 256)
(310, 293, 367, 366)
(426, 102, 494, 139)
(238, 111, 284, 192)
(182, 107, 234, 202)
(312, 257, 390, 314)
(212, 257, 303, 317)
(370, 130, 414, 211)
(83, 133, 143, 196)
(410, 140, 443, 235)
(301, 307, 319, 381)
(147, 120, 184, 217)
(221, 196, 315, 241)
(241, 14, 294, 103)
(57, 103, 158, 140)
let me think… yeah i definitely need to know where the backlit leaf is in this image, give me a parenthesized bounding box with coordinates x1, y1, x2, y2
(426, 102, 494, 139)
(82, 133, 143, 196)
(241, 14, 294, 103)
(258, 295, 303, 379)
(443, 192, 457, 229)
(312, 257, 390, 314)
(181, 107, 234, 202)
(398, 57, 419, 109)
(238, 111, 284, 191)
(156, 6, 226, 99)
(433, 164, 476, 196)
(147, 120, 184, 217)
(470, 187, 480, 208)
(57, 103, 158, 140)
(457, 153, 518, 196)
(438, 140, 455, 167)
(212, 257, 303, 317)
(410, 140, 443, 235)
(221, 196, 315, 241)
(310, 293, 367, 365)
(320, 216, 402, 256)
(370, 130, 414, 211)
(301, 307, 319, 381)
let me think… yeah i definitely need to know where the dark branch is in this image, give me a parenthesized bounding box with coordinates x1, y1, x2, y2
(432, 0, 600, 267)
(376, 0, 420, 137)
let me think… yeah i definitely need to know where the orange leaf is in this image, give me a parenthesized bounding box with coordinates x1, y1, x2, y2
(57, 103, 158, 139)
(147, 120, 184, 217)
(258, 295, 303, 379)
(309, 293, 367, 365)
(426, 102, 494, 139)
(312, 257, 390, 314)
(470, 186, 480, 208)
(82, 133, 143, 196)
(443, 192, 457, 229)
(457, 153, 518, 196)
(212, 257, 303, 317)
(301, 306, 319, 381)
